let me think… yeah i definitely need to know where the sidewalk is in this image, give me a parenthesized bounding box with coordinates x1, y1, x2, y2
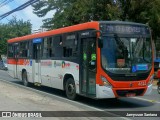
(153, 79, 158, 86)
(0, 80, 82, 111)
(0, 80, 121, 120)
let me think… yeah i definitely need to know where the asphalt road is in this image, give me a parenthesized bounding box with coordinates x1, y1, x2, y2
(0, 70, 159, 120)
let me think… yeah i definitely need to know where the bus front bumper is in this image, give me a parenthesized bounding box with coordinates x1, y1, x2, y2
(96, 84, 153, 99)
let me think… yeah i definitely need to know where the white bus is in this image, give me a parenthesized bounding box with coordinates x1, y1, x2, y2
(7, 21, 154, 100)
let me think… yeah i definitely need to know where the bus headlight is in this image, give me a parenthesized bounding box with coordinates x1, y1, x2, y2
(101, 76, 112, 88)
(148, 75, 154, 86)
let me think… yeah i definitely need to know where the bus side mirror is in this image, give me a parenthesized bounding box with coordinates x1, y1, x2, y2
(98, 37, 103, 48)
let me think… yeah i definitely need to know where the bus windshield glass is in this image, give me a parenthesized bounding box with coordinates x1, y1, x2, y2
(101, 36, 152, 74)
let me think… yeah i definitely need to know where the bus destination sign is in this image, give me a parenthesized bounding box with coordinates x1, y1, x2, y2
(102, 24, 150, 35)
(33, 38, 42, 43)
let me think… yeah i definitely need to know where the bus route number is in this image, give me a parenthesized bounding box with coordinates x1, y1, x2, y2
(138, 81, 146, 86)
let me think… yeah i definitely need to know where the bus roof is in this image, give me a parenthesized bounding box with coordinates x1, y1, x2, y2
(8, 21, 148, 43)
(8, 21, 99, 43)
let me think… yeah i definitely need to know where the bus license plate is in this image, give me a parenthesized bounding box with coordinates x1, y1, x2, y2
(126, 93, 136, 97)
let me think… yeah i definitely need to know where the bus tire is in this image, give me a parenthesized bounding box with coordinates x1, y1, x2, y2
(158, 86, 160, 94)
(22, 71, 29, 87)
(65, 78, 77, 100)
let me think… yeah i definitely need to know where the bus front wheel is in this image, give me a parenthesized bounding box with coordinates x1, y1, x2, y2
(65, 78, 77, 100)
(22, 71, 29, 87)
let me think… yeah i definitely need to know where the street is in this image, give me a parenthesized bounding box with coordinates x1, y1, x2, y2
(0, 70, 159, 120)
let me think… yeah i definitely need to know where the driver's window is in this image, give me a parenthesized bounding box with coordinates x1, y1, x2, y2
(144, 38, 152, 61)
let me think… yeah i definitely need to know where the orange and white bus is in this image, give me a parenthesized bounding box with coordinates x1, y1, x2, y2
(7, 21, 154, 100)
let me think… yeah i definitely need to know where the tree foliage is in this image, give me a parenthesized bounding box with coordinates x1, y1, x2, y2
(0, 17, 32, 55)
(118, 0, 160, 40)
(32, 0, 120, 29)
(32, 0, 160, 40)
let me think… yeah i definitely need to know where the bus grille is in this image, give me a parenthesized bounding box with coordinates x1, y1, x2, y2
(116, 89, 145, 97)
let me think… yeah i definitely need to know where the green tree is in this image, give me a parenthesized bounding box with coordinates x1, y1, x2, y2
(0, 17, 32, 55)
(117, 0, 160, 53)
(32, 0, 120, 29)
(118, 0, 160, 39)
(32, 0, 160, 43)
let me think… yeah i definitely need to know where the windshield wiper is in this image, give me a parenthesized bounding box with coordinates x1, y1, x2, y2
(114, 34, 128, 59)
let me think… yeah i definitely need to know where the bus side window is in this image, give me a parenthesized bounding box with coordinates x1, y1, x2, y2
(53, 36, 63, 57)
(62, 34, 78, 57)
(8, 44, 14, 58)
(19, 41, 29, 58)
(15, 44, 19, 58)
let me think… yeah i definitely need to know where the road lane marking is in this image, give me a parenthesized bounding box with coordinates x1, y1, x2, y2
(0, 78, 131, 120)
(134, 97, 160, 104)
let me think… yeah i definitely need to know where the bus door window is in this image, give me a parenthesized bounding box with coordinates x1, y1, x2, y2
(42, 37, 53, 59)
(42, 38, 48, 58)
(81, 40, 88, 93)
(81, 38, 96, 95)
(48, 37, 53, 57)
(33, 44, 41, 61)
(29, 41, 32, 58)
(88, 40, 96, 95)
(88, 41, 96, 71)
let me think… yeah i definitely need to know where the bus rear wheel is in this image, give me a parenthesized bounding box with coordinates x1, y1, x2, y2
(65, 78, 77, 100)
(22, 71, 29, 87)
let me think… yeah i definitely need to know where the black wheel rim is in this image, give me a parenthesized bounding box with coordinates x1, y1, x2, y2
(67, 83, 75, 96)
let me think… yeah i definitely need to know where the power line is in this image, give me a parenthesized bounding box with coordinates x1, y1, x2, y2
(0, 0, 8, 6)
(0, 0, 14, 8)
(0, 0, 40, 20)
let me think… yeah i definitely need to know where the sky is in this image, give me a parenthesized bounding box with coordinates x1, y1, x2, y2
(0, 0, 53, 32)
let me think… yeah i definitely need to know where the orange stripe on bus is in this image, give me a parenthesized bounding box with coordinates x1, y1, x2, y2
(8, 59, 29, 65)
(8, 22, 99, 43)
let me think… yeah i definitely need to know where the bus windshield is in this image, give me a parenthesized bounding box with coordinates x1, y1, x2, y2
(101, 36, 152, 74)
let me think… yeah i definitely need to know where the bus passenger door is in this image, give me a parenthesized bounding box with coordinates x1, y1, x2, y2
(80, 38, 96, 97)
(33, 43, 41, 84)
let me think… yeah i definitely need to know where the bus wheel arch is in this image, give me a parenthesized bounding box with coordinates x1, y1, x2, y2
(63, 74, 77, 100)
(22, 69, 29, 87)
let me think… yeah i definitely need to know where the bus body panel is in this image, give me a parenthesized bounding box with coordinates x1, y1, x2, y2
(96, 84, 115, 98)
(7, 59, 17, 78)
(7, 64, 15, 78)
(8, 58, 33, 82)
(32, 60, 41, 84)
(39, 60, 79, 92)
